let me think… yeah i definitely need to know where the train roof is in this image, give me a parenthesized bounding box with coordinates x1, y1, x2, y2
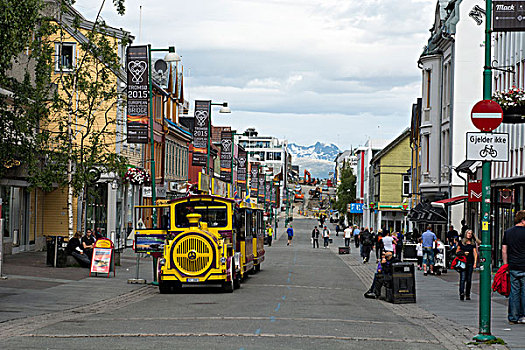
(167, 194, 236, 205)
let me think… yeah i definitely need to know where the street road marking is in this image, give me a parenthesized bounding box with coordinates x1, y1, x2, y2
(274, 303, 281, 312)
(282, 295, 286, 300)
(248, 283, 343, 290)
(270, 316, 276, 323)
(80, 315, 393, 325)
(22, 332, 441, 344)
(255, 328, 261, 335)
(4, 275, 75, 284)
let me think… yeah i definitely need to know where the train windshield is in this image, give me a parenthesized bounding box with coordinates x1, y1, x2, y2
(174, 201, 229, 228)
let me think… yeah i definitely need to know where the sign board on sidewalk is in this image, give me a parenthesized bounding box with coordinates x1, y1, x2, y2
(90, 239, 115, 277)
(471, 100, 503, 132)
(466, 132, 509, 161)
(493, 1, 525, 32)
(468, 181, 482, 202)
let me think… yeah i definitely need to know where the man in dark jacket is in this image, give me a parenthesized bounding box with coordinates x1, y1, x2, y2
(360, 228, 374, 263)
(311, 226, 320, 248)
(67, 232, 91, 267)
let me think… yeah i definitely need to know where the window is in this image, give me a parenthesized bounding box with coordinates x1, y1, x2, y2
(403, 175, 410, 196)
(267, 152, 274, 160)
(174, 201, 228, 228)
(55, 42, 75, 71)
(425, 70, 431, 108)
(423, 134, 430, 173)
(274, 152, 282, 160)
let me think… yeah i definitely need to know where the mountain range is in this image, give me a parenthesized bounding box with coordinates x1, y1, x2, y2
(288, 142, 341, 178)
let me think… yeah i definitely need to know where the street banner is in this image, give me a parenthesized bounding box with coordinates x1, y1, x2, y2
(468, 181, 482, 202)
(126, 45, 149, 144)
(237, 147, 247, 190)
(266, 183, 271, 203)
(250, 165, 258, 195)
(258, 174, 265, 202)
(220, 131, 233, 182)
(271, 186, 276, 204)
(493, 1, 525, 32)
(192, 100, 210, 166)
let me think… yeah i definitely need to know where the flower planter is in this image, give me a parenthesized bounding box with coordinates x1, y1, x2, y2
(503, 105, 525, 124)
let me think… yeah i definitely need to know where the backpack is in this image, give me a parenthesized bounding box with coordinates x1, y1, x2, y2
(362, 232, 373, 246)
(492, 264, 510, 297)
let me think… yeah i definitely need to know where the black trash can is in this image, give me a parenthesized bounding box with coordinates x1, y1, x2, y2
(338, 246, 350, 254)
(388, 262, 416, 304)
(46, 236, 67, 267)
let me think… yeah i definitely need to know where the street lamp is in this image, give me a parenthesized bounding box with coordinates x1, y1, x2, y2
(206, 102, 231, 175)
(148, 45, 181, 216)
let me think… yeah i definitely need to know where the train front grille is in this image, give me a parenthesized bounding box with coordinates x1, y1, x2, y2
(173, 235, 213, 275)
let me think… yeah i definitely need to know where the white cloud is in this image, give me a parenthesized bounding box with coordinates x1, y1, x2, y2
(75, 0, 435, 150)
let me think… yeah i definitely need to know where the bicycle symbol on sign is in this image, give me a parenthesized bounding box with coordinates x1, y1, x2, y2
(479, 145, 497, 158)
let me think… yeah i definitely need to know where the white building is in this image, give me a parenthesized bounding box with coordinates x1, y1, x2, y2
(414, 0, 484, 238)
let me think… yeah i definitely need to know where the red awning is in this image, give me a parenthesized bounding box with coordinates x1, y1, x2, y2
(431, 195, 468, 208)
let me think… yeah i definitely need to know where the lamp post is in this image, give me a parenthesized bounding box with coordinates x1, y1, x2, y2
(147, 45, 180, 286)
(148, 45, 180, 218)
(206, 102, 231, 176)
(473, 0, 496, 343)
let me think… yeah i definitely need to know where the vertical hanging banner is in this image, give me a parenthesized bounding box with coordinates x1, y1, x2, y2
(220, 131, 233, 182)
(258, 174, 265, 203)
(266, 183, 271, 204)
(250, 165, 259, 196)
(271, 186, 277, 204)
(126, 46, 149, 144)
(192, 100, 210, 166)
(237, 147, 247, 190)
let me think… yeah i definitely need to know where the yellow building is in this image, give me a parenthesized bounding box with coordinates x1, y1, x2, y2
(369, 128, 411, 233)
(1, 1, 134, 254)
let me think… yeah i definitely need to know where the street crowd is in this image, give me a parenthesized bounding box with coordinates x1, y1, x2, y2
(305, 211, 525, 325)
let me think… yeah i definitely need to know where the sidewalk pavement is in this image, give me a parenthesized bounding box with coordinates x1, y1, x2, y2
(0, 249, 155, 324)
(325, 230, 524, 350)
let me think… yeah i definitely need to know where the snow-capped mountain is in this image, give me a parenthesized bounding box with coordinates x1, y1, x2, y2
(288, 142, 340, 161)
(288, 142, 340, 178)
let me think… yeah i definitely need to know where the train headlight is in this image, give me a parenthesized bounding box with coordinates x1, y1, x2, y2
(159, 258, 166, 266)
(220, 257, 227, 265)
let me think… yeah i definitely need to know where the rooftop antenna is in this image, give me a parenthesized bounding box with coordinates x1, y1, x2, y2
(138, 5, 142, 43)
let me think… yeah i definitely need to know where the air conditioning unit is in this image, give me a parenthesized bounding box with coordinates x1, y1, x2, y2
(169, 182, 178, 192)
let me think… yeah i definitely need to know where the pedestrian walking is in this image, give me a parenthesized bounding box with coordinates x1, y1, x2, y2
(360, 227, 374, 263)
(312, 226, 320, 248)
(416, 239, 423, 270)
(267, 225, 273, 246)
(382, 231, 395, 253)
(422, 225, 437, 276)
(353, 226, 360, 248)
(502, 210, 525, 324)
(395, 232, 404, 261)
(457, 229, 478, 301)
(335, 224, 340, 237)
(446, 225, 459, 246)
(375, 230, 384, 262)
(344, 225, 352, 247)
(287, 225, 294, 246)
(322, 225, 330, 248)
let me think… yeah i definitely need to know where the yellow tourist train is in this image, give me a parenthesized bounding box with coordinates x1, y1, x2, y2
(133, 194, 265, 293)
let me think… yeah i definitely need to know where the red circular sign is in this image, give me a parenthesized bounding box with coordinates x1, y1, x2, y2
(471, 100, 503, 132)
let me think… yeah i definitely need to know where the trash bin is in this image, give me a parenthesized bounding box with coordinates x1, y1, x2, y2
(387, 262, 416, 304)
(46, 236, 67, 267)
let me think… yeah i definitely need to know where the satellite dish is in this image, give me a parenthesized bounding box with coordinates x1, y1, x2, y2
(154, 59, 168, 74)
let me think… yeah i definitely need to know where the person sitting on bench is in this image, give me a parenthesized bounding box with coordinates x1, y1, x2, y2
(66, 232, 91, 268)
(364, 251, 398, 299)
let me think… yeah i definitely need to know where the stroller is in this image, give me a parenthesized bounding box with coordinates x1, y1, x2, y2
(433, 242, 448, 275)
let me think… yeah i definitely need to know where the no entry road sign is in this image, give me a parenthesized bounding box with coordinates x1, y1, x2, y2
(471, 100, 503, 132)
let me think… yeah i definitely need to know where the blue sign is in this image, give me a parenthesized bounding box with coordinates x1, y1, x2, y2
(349, 203, 363, 214)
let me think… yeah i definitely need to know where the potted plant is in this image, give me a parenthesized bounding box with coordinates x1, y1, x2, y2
(123, 167, 151, 185)
(492, 87, 525, 123)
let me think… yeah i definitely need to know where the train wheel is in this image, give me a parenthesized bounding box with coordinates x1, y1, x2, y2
(255, 263, 261, 273)
(233, 270, 241, 290)
(159, 280, 171, 294)
(222, 279, 234, 293)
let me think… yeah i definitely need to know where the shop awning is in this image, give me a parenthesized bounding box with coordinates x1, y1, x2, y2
(455, 160, 482, 175)
(431, 195, 467, 208)
(409, 202, 448, 224)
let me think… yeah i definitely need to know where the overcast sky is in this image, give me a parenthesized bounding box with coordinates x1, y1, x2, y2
(76, 0, 435, 150)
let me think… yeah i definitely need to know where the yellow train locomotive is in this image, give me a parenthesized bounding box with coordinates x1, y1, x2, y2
(134, 194, 265, 293)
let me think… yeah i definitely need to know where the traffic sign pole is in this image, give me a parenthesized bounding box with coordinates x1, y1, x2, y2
(473, 0, 496, 342)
